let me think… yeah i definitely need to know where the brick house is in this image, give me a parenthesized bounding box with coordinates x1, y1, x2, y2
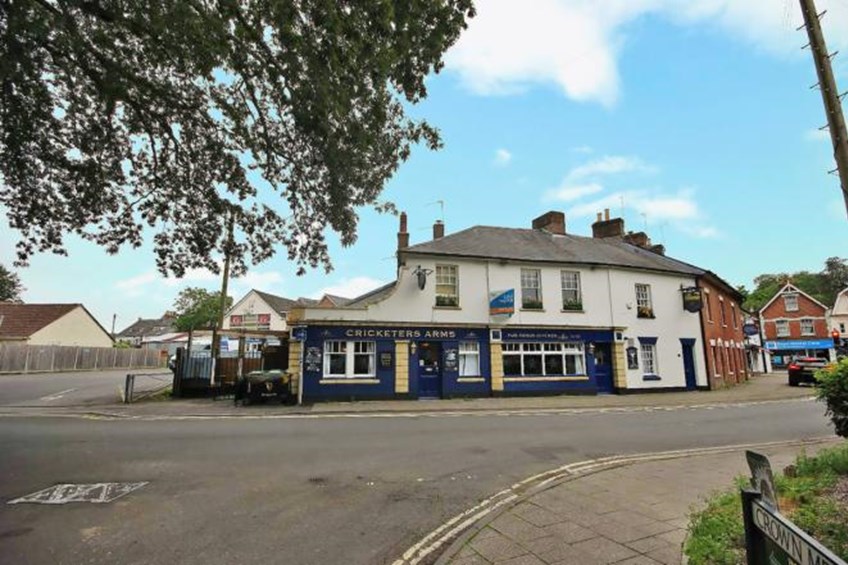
(759, 283, 834, 368)
(697, 273, 749, 388)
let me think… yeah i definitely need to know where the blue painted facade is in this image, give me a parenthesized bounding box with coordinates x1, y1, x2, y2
(500, 328, 614, 395)
(297, 324, 616, 401)
(300, 325, 490, 401)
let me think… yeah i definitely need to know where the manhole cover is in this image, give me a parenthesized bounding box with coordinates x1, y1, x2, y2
(8, 482, 148, 505)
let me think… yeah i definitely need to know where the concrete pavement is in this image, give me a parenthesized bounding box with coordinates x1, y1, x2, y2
(0, 371, 813, 420)
(438, 439, 842, 565)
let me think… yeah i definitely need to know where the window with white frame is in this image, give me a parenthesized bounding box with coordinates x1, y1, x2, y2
(783, 293, 799, 312)
(776, 320, 790, 337)
(711, 346, 720, 376)
(635, 284, 653, 318)
(458, 341, 480, 376)
(521, 268, 543, 309)
(705, 292, 713, 322)
(731, 304, 737, 328)
(323, 340, 376, 378)
(502, 342, 585, 376)
(435, 264, 459, 307)
(640, 343, 658, 375)
(560, 270, 582, 310)
(719, 298, 727, 326)
(800, 318, 815, 336)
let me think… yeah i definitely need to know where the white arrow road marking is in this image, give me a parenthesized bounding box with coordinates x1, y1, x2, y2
(39, 388, 77, 401)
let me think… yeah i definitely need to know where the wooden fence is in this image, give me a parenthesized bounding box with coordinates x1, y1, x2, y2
(0, 344, 166, 374)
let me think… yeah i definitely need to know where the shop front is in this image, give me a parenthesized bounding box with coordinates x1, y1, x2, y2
(298, 325, 490, 401)
(498, 328, 615, 395)
(765, 338, 834, 367)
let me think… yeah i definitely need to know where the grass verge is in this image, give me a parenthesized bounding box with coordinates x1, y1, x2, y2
(684, 443, 848, 565)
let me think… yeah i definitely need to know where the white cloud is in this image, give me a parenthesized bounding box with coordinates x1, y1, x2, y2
(544, 182, 604, 202)
(567, 188, 720, 238)
(312, 276, 387, 300)
(446, 0, 848, 106)
(494, 148, 512, 166)
(566, 155, 655, 181)
(572, 145, 594, 154)
(805, 127, 831, 142)
(115, 267, 286, 298)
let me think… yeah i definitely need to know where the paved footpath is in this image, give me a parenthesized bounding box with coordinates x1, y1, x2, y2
(440, 438, 842, 565)
(22, 372, 810, 419)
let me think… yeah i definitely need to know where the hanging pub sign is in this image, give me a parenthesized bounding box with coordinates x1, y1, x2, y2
(489, 289, 515, 316)
(681, 287, 703, 313)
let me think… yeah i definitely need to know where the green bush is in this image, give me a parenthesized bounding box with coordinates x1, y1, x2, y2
(685, 480, 747, 565)
(816, 358, 848, 438)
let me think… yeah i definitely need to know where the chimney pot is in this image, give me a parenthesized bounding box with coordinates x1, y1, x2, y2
(531, 211, 566, 235)
(604, 208, 610, 221)
(596, 212, 602, 222)
(433, 220, 445, 240)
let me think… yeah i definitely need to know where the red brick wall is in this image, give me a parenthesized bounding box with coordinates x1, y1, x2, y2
(760, 288, 828, 340)
(698, 279, 748, 388)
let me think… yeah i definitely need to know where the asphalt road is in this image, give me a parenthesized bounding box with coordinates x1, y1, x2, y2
(0, 398, 835, 565)
(0, 369, 172, 407)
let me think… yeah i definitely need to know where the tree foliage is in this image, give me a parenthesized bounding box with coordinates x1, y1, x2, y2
(0, 1, 474, 276)
(743, 257, 848, 311)
(173, 287, 232, 331)
(0, 263, 24, 301)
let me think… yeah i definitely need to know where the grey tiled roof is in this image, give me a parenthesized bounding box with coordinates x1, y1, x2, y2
(345, 281, 397, 308)
(404, 226, 704, 276)
(117, 316, 176, 338)
(254, 290, 300, 314)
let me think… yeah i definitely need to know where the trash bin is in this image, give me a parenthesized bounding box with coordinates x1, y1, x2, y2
(236, 370, 293, 405)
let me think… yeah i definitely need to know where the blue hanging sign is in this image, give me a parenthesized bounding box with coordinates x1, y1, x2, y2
(489, 289, 515, 316)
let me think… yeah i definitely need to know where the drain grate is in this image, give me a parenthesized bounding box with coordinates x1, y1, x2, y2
(7, 482, 148, 505)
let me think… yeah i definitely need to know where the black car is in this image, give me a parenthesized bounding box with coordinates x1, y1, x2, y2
(787, 357, 828, 386)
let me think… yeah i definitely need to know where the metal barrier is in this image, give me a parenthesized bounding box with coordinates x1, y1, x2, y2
(123, 372, 173, 404)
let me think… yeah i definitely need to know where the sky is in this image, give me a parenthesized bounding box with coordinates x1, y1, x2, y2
(3, 0, 848, 332)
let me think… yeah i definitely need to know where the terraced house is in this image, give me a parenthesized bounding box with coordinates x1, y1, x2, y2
(288, 210, 718, 402)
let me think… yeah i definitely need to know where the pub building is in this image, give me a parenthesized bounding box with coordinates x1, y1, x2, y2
(287, 210, 718, 403)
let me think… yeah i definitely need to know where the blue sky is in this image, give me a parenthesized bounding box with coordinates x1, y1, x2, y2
(3, 0, 848, 332)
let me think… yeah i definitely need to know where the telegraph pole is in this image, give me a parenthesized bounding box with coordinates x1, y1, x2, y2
(209, 212, 234, 387)
(799, 0, 848, 218)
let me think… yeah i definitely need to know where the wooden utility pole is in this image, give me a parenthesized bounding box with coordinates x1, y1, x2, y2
(210, 213, 234, 387)
(799, 0, 848, 218)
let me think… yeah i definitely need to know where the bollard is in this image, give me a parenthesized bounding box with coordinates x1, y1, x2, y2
(124, 373, 135, 404)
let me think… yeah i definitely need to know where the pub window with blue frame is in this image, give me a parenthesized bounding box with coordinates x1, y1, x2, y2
(323, 340, 376, 378)
(503, 342, 585, 376)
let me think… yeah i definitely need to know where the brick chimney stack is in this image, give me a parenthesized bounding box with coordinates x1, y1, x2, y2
(433, 220, 445, 239)
(624, 231, 651, 248)
(591, 208, 625, 239)
(397, 212, 409, 250)
(531, 211, 566, 235)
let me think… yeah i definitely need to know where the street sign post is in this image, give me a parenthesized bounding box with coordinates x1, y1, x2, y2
(741, 452, 847, 565)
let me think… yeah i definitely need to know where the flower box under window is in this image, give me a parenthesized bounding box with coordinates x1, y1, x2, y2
(435, 295, 459, 307)
(637, 306, 655, 319)
(522, 299, 544, 310)
(562, 300, 583, 311)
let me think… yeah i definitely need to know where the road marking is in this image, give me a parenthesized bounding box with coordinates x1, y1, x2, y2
(391, 436, 837, 565)
(38, 388, 77, 402)
(8, 482, 148, 505)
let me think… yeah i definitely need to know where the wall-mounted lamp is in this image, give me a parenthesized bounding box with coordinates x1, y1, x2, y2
(410, 342, 417, 355)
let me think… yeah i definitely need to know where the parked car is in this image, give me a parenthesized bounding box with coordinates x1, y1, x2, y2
(787, 357, 828, 386)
